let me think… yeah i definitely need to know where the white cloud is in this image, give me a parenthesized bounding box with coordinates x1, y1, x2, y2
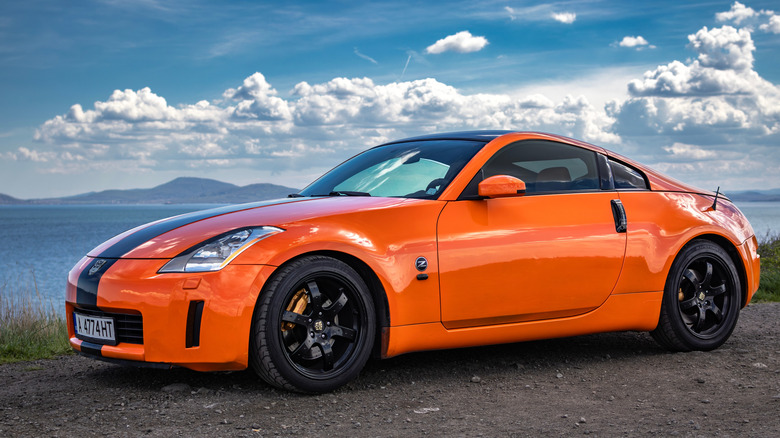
(650, 159, 764, 186)
(502, 5, 580, 24)
(354, 47, 378, 64)
(760, 14, 780, 33)
(551, 12, 576, 24)
(663, 143, 718, 160)
(617, 36, 655, 49)
(223, 72, 292, 121)
(504, 5, 547, 22)
(618, 36, 648, 48)
(26, 72, 620, 175)
(95, 87, 177, 121)
(5, 146, 58, 162)
(625, 26, 768, 97)
(517, 94, 554, 109)
(626, 60, 767, 97)
(607, 17, 780, 189)
(688, 26, 754, 71)
(425, 31, 488, 54)
(715, 1, 780, 34)
(716, 2, 758, 24)
(504, 6, 516, 21)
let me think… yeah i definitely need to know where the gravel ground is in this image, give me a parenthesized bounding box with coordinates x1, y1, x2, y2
(2, 303, 779, 437)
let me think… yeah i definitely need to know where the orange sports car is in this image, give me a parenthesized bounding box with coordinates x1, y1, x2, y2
(66, 131, 761, 393)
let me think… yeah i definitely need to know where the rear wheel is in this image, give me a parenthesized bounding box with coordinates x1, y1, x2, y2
(651, 240, 741, 351)
(250, 255, 375, 393)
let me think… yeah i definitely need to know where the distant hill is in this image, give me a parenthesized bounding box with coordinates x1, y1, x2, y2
(0, 177, 300, 205)
(0, 193, 25, 204)
(727, 189, 780, 203)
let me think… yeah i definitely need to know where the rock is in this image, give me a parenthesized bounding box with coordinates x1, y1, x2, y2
(413, 407, 440, 414)
(471, 376, 481, 383)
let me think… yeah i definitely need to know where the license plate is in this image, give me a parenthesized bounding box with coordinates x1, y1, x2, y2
(73, 312, 117, 345)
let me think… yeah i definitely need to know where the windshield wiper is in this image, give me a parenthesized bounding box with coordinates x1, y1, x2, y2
(287, 193, 305, 198)
(328, 191, 371, 197)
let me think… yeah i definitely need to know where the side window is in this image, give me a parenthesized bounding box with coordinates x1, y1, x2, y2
(460, 140, 600, 198)
(609, 159, 648, 190)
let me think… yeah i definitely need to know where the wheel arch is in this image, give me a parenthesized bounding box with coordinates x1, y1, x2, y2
(256, 249, 391, 359)
(678, 233, 749, 307)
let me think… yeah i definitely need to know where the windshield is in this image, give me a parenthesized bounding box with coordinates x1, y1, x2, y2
(299, 140, 486, 199)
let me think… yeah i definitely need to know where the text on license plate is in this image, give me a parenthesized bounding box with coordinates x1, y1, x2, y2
(74, 313, 116, 343)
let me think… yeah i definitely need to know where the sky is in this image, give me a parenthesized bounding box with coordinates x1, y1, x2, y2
(1, 0, 779, 199)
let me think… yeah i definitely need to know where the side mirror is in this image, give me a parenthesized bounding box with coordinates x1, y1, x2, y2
(478, 175, 526, 199)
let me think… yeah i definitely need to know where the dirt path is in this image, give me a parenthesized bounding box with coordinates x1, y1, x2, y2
(2, 303, 779, 437)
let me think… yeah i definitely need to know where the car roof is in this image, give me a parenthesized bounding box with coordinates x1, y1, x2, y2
(382, 130, 514, 145)
(381, 130, 714, 196)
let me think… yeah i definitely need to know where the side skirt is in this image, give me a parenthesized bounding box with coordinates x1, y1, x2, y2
(383, 291, 663, 358)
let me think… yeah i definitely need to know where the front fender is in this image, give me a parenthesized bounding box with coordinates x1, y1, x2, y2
(233, 202, 446, 327)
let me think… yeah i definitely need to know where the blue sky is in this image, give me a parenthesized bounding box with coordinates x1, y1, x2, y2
(1, 0, 778, 198)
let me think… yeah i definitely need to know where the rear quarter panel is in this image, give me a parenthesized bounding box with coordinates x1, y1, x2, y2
(614, 191, 756, 298)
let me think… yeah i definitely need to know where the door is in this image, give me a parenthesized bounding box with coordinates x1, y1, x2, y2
(437, 140, 626, 329)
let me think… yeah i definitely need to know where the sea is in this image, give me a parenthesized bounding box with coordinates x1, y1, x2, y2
(1, 202, 779, 312)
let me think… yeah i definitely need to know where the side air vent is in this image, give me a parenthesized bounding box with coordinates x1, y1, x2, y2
(186, 300, 205, 348)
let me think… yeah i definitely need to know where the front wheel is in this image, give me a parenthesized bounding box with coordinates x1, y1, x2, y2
(250, 255, 375, 393)
(651, 240, 741, 351)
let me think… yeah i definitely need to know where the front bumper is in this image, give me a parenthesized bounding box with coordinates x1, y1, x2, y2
(66, 256, 277, 371)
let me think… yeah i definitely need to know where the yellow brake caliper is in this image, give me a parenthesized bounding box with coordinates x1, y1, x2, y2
(282, 288, 309, 332)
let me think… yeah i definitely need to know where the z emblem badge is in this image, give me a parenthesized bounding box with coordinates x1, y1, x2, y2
(89, 259, 107, 276)
(415, 256, 428, 272)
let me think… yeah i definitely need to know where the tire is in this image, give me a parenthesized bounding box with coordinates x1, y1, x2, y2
(651, 240, 741, 351)
(249, 255, 376, 393)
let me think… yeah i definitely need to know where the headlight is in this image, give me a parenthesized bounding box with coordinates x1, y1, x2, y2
(158, 226, 283, 273)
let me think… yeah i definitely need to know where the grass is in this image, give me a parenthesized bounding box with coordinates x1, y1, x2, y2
(754, 233, 780, 302)
(0, 275, 71, 365)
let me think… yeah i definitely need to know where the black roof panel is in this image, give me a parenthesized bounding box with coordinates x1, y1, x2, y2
(382, 130, 514, 145)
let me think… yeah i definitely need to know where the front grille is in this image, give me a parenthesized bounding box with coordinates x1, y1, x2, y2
(74, 308, 144, 344)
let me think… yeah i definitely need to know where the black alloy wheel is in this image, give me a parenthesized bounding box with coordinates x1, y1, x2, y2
(651, 240, 741, 351)
(250, 255, 375, 393)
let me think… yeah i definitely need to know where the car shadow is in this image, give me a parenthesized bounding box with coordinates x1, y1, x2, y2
(79, 330, 668, 395)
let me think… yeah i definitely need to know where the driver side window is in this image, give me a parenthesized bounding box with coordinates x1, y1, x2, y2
(459, 140, 600, 199)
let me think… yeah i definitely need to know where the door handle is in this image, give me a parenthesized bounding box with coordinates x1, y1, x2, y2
(610, 199, 627, 233)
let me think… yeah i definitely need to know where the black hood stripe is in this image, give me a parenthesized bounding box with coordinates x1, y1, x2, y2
(95, 198, 303, 259)
(76, 257, 119, 308)
(76, 199, 303, 309)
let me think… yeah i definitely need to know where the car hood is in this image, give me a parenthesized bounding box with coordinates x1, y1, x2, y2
(87, 196, 422, 259)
